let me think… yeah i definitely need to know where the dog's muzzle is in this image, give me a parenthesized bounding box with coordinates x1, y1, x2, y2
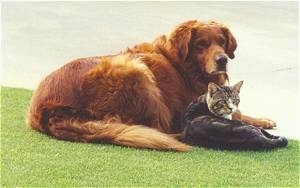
(215, 54, 228, 71)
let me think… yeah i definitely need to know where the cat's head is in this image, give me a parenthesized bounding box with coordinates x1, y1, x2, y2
(206, 81, 243, 119)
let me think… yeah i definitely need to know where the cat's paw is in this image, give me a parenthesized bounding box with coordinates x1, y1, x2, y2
(255, 118, 276, 129)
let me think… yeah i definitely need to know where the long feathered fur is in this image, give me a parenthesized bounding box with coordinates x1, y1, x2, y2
(27, 20, 239, 151)
(46, 117, 191, 151)
(27, 55, 192, 151)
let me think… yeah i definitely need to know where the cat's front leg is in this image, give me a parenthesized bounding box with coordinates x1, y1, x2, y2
(232, 110, 276, 129)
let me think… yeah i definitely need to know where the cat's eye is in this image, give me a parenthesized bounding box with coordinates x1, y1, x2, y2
(216, 101, 226, 107)
(234, 99, 240, 104)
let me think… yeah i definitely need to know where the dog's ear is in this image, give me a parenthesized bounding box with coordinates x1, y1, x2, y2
(221, 26, 237, 59)
(164, 20, 197, 62)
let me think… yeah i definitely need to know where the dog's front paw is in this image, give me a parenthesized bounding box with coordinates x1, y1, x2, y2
(254, 118, 276, 129)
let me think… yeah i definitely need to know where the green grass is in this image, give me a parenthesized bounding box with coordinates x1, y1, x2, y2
(1, 86, 299, 187)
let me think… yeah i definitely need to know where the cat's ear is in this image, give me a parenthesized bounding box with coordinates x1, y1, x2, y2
(233, 81, 244, 93)
(208, 82, 221, 96)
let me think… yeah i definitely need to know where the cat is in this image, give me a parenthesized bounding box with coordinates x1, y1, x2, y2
(206, 81, 243, 120)
(183, 81, 243, 126)
(181, 81, 288, 150)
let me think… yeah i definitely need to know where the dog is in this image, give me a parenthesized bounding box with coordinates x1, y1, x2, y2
(27, 20, 276, 151)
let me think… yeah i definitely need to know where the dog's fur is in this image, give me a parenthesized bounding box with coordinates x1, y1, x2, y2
(27, 20, 275, 151)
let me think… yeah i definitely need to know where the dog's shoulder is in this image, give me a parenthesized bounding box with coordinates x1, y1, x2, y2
(126, 42, 155, 54)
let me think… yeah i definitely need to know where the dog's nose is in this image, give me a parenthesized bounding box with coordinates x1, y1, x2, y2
(215, 54, 228, 65)
(215, 54, 228, 71)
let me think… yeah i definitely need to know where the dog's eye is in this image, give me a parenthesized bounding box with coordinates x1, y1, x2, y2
(218, 37, 226, 47)
(196, 39, 208, 49)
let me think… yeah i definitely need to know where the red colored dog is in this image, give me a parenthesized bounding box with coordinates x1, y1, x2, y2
(27, 20, 275, 151)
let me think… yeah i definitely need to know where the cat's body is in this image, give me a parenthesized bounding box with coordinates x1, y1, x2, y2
(181, 81, 288, 150)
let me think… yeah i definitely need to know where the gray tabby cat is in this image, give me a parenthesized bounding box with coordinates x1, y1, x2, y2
(181, 81, 288, 150)
(206, 81, 243, 120)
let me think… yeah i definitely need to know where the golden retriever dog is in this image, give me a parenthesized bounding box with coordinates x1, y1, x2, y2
(27, 20, 276, 151)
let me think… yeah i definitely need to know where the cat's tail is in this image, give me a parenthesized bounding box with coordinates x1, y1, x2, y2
(28, 114, 192, 152)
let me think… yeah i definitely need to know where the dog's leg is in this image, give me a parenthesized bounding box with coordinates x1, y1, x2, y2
(232, 110, 276, 129)
(240, 114, 276, 129)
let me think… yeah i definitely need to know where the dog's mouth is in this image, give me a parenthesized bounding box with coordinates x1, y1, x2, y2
(216, 63, 228, 72)
(209, 64, 227, 74)
(211, 70, 226, 75)
(190, 70, 228, 85)
(189, 61, 229, 87)
(217, 67, 227, 72)
(207, 71, 229, 86)
(205, 64, 227, 75)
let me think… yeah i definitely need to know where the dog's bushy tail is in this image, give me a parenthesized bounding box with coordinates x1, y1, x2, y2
(29, 114, 192, 152)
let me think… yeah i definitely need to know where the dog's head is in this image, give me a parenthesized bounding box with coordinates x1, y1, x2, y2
(160, 20, 237, 76)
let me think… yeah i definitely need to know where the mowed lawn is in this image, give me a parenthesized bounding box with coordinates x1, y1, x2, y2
(1, 87, 299, 187)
